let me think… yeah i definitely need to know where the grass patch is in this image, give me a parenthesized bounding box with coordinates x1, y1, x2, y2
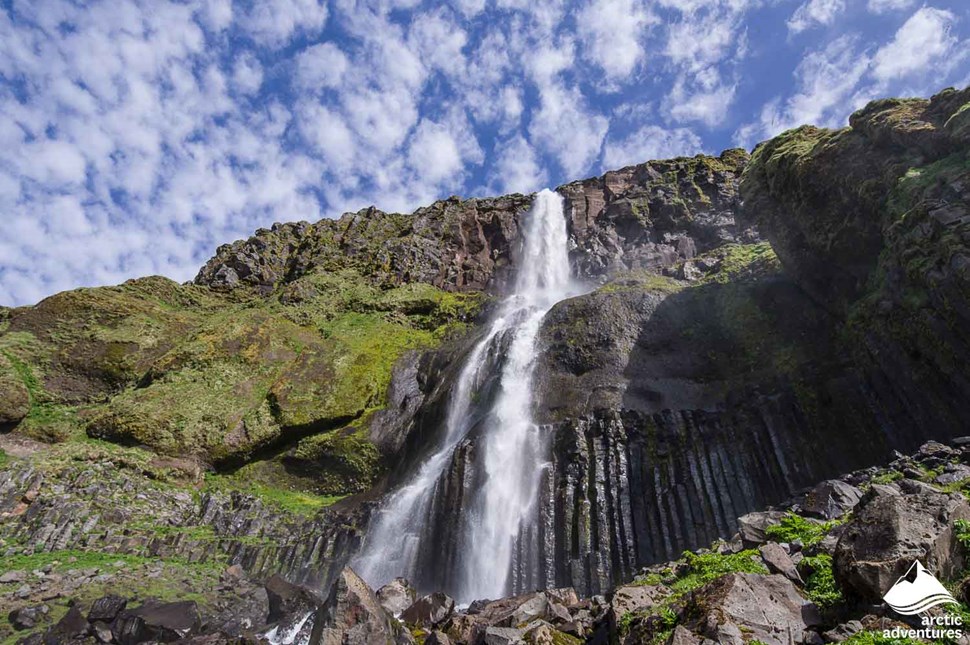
(0, 448, 8, 468)
(669, 549, 768, 595)
(800, 554, 844, 611)
(205, 471, 345, 517)
(765, 512, 840, 546)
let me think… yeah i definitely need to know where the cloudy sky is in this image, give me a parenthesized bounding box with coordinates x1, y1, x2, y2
(1, 0, 967, 306)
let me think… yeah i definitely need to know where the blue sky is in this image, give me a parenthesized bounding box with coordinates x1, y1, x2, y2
(0, 0, 967, 306)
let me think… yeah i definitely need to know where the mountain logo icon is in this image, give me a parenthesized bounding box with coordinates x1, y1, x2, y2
(883, 561, 959, 615)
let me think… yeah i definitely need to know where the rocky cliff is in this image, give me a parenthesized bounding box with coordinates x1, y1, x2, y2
(2, 87, 970, 643)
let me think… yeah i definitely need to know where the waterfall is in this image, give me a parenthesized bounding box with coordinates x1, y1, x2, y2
(354, 189, 578, 602)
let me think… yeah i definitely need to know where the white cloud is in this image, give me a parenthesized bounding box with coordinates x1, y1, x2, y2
(576, 0, 655, 81)
(871, 8, 958, 82)
(240, 0, 329, 47)
(408, 121, 465, 184)
(296, 42, 350, 91)
(787, 0, 845, 35)
(528, 81, 609, 177)
(866, 0, 915, 14)
(489, 135, 548, 194)
(734, 35, 870, 146)
(232, 53, 264, 95)
(603, 125, 703, 169)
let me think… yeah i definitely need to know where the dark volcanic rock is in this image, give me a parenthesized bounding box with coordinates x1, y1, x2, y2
(310, 567, 403, 645)
(112, 600, 201, 644)
(400, 592, 454, 629)
(265, 574, 322, 624)
(795, 480, 863, 520)
(833, 484, 970, 602)
(45, 604, 89, 643)
(87, 595, 127, 624)
(8, 605, 48, 631)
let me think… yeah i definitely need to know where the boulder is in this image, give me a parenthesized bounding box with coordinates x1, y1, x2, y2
(44, 605, 89, 643)
(738, 511, 786, 546)
(376, 578, 417, 616)
(681, 573, 821, 645)
(265, 574, 322, 624)
(797, 480, 863, 520)
(400, 591, 454, 628)
(87, 595, 127, 624)
(759, 543, 803, 584)
(424, 631, 452, 645)
(483, 625, 525, 645)
(8, 605, 48, 631)
(111, 600, 201, 644)
(309, 566, 401, 645)
(609, 583, 668, 629)
(833, 486, 970, 602)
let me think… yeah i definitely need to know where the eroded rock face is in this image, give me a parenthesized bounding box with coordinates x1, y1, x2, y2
(739, 87, 970, 436)
(560, 149, 755, 278)
(195, 151, 751, 296)
(833, 484, 970, 602)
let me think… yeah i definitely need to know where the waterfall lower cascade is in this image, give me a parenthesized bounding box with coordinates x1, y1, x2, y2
(354, 189, 579, 602)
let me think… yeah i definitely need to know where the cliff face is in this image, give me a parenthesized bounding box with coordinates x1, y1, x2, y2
(1, 88, 969, 610)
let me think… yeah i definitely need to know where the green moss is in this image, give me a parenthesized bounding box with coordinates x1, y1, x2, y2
(699, 243, 781, 285)
(670, 549, 768, 595)
(765, 512, 840, 546)
(0, 448, 8, 468)
(598, 271, 686, 295)
(871, 470, 904, 485)
(204, 469, 345, 517)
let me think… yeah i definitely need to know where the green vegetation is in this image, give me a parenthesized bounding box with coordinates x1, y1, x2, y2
(669, 549, 768, 595)
(765, 512, 841, 547)
(800, 554, 844, 611)
(205, 468, 346, 517)
(0, 448, 7, 468)
(597, 270, 686, 295)
(954, 519, 970, 551)
(871, 470, 904, 485)
(699, 242, 781, 285)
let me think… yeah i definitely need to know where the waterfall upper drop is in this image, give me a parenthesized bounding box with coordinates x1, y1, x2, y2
(353, 189, 579, 602)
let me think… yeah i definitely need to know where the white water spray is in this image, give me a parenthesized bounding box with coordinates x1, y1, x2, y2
(354, 189, 578, 601)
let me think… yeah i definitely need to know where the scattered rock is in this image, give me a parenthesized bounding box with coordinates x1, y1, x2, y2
(310, 566, 401, 645)
(0, 570, 26, 584)
(377, 577, 417, 616)
(823, 620, 864, 642)
(45, 604, 89, 643)
(400, 592, 455, 629)
(760, 542, 803, 584)
(738, 511, 786, 546)
(483, 625, 524, 645)
(8, 604, 48, 631)
(88, 594, 127, 623)
(112, 600, 201, 644)
(265, 574, 321, 624)
(834, 486, 970, 602)
(798, 480, 863, 520)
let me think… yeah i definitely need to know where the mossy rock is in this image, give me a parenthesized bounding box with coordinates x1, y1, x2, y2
(0, 353, 30, 425)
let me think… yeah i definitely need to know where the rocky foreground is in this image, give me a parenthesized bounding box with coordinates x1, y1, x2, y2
(5, 437, 970, 644)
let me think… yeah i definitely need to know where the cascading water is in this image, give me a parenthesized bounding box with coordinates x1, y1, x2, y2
(353, 188, 579, 602)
